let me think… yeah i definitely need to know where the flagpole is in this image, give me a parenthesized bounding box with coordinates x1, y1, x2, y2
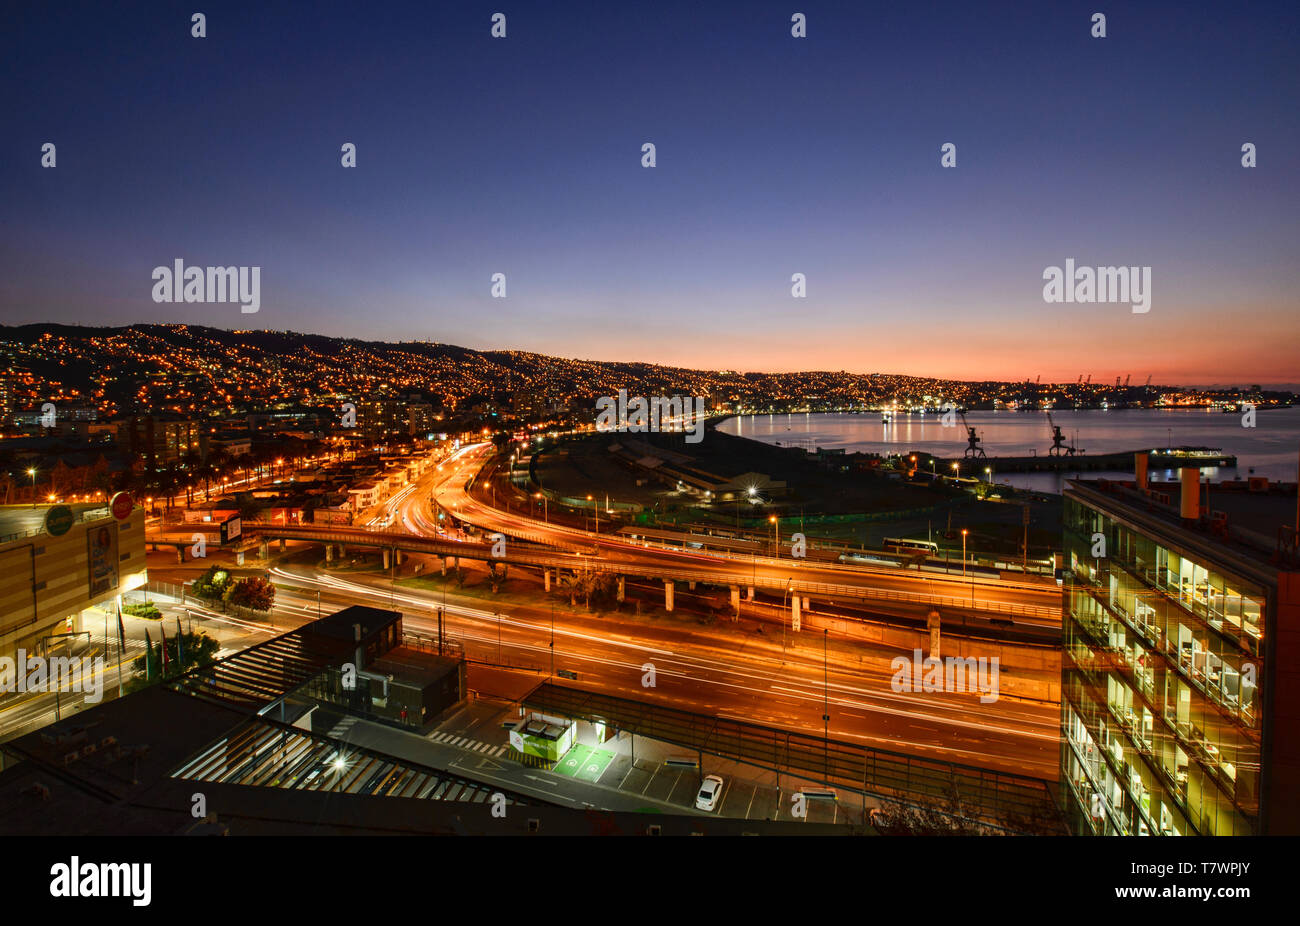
(116, 596, 125, 697)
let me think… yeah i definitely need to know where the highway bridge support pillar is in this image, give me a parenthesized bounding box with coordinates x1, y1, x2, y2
(791, 593, 801, 632)
(383, 548, 391, 570)
(279, 538, 286, 552)
(325, 544, 334, 563)
(927, 610, 941, 660)
(176, 546, 184, 565)
(730, 586, 741, 618)
(544, 569, 551, 592)
(664, 580, 675, 612)
(747, 586, 754, 601)
(259, 541, 269, 560)
(441, 556, 447, 576)
(617, 576, 625, 603)
(395, 550, 404, 566)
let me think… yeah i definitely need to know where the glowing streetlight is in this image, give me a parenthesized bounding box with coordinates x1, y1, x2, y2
(770, 515, 779, 558)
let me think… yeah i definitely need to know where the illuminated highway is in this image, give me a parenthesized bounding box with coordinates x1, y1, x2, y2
(409, 444, 1064, 627)
(128, 441, 1065, 782)
(262, 564, 1061, 781)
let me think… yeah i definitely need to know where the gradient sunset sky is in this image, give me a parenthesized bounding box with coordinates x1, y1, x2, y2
(3, 0, 1297, 385)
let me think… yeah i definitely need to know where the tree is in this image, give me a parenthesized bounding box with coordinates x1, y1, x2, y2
(224, 576, 275, 612)
(125, 630, 220, 693)
(567, 570, 618, 610)
(192, 565, 231, 601)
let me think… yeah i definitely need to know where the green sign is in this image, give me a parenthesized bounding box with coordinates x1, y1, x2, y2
(44, 505, 75, 537)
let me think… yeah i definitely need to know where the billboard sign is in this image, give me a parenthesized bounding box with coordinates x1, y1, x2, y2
(220, 515, 242, 544)
(87, 522, 120, 597)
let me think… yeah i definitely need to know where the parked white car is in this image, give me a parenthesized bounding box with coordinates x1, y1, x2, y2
(695, 775, 724, 812)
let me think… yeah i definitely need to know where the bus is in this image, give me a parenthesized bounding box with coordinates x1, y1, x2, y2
(883, 537, 939, 556)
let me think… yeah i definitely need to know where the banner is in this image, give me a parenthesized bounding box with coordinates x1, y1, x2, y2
(87, 522, 120, 597)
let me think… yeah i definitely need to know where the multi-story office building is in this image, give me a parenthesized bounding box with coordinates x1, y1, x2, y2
(1061, 460, 1300, 836)
(407, 402, 436, 436)
(124, 414, 205, 467)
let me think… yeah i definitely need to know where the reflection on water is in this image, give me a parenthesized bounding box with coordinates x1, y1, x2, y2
(718, 408, 1300, 494)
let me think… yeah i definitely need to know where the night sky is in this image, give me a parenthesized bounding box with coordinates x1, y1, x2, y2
(2, 0, 1297, 385)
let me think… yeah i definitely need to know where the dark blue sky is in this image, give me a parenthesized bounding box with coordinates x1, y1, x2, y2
(2, 0, 1297, 384)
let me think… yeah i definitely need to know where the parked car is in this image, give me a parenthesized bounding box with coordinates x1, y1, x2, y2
(695, 775, 724, 812)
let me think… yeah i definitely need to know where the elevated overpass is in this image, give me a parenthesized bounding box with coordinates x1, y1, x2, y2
(243, 522, 1061, 627)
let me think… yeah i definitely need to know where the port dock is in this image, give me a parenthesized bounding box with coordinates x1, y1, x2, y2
(931, 447, 1237, 474)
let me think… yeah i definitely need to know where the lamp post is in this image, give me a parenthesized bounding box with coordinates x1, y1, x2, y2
(822, 628, 830, 783)
(961, 528, 968, 578)
(587, 495, 598, 534)
(781, 581, 793, 662)
(27, 468, 36, 508)
(770, 515, 779, 558)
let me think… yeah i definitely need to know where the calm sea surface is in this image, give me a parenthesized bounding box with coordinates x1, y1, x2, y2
(717, 408, 1300, 494)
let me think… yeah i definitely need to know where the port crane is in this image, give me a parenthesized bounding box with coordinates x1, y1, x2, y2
(958, 410, 987, 458)
(1047, 412, 1079, 456)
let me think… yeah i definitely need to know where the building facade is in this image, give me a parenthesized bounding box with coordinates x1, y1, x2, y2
(1061, 469, 1300, 836)
(0, 503, 148, 662)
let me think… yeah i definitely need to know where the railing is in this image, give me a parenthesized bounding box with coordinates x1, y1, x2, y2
(446, 500, 1056, 593)
(402, 631, 464, 659)
(250, 523, 1060, 620)
(137, 581, 190, 603)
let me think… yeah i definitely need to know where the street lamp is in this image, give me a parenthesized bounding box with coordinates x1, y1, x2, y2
(587, 495, 598, 534)
(951, 461, 960, 480)
(27, 468, 36, 508)
(769, 515, 779, 558)
(781, 581, 794, 661)
(534, 492, 548, 523)
(961, 528, 968, 578)
(823, 628, 830, 783)
(984, 466, 991, 483)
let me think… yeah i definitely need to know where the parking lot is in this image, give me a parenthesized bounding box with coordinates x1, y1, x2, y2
(422, 699, 860, 825)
